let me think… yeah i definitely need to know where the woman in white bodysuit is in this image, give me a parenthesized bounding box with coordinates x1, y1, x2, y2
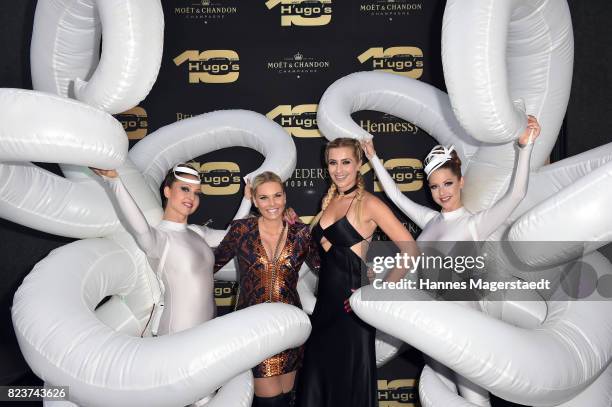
(92, 164, 250, 335)
(360, 116, 541, 406)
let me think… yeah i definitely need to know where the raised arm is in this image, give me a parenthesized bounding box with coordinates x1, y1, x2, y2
(361, 140, 437, 229)
(93, 169, 162, 255)
(471, 117, 540, 240)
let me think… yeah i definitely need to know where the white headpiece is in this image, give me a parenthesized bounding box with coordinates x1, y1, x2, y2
(173, 164, 201, 185)
(424, 145, 456, 179)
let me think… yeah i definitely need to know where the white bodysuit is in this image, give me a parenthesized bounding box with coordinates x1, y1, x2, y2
(369, 142, 534, 407)
(370, 142, 534, 242)
(103, 176, 250, 335)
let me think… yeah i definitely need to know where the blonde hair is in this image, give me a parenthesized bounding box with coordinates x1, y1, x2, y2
(251, 171, 285, 196)
(311, 138, 366, 227)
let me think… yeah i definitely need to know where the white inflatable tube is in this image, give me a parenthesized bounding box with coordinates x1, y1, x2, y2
(31, 0, 164, 114)
(0, 163, 121, 238)
(129, 110, 297, 194)
(297, 264, 318, 315)
(350, 277, 612, 406)
(0, 89, 127, 238)
(12, 239, 310, 407)
(509, 160, 612, 267)
(204, 371, 253, 407)
(31, 0, 101, 98)
(317, 71, 479, 166)
(442, 0, 573, 152)
(0, 89, 126, 165)
(419, 365, 480, 407)
(374, 331, 405, 367)
(556, 363, 612, 407)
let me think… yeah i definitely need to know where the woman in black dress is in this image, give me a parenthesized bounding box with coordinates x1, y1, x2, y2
(297, 138, 418, 407)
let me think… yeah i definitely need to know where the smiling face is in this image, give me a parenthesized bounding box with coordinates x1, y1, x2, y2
(327, 146, 361, 192)
(428, 168, 464, 212)
(253, 181, 286, 221)
(163, 174, 200, 222)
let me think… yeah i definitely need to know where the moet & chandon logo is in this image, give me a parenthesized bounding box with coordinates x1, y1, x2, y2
(360, 0, 423, 17)
(174, 50, 240, 83)
(266, 51, 330, 76)
(358, 46, 424, 79)
(174, 0, 239, 21)
(267, 104, 320, 137)
(266, 0, 333, 26)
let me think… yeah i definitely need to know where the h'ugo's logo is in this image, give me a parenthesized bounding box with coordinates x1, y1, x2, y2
(173, 50, 240, 83)
(198, 162, 242, 195)
(214, 282, 236, 307)
(265, 0, 332, 26)
(114, 106, 148, 140)
(374, 158, 424, 192)
(377, 379, 417, 406)
(358, 46, 423, 79)
(266, 104, 320, 138)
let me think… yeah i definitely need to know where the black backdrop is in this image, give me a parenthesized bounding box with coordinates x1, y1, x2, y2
(1, 1, 611, 406)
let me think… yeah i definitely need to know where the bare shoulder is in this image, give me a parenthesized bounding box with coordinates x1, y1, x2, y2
(361, 190, 387, 212)
(360, 191, 392, 221)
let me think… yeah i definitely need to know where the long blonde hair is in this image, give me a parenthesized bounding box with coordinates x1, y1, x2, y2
(311, 138, 366, 227)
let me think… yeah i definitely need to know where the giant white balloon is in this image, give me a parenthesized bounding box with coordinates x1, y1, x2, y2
(0, 89, 128, 238)
(31, 0, 164, 114)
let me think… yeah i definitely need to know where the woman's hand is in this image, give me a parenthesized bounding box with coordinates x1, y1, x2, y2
(90, 168, 118, 178)
(360, 139, 376, 160)
(283, 207, 301, 225)
(244, 178, 252, 201)
(518, 115, 541, 146)
(344, 289, 356, 313)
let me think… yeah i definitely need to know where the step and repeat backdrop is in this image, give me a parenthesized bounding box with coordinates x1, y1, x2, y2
(113, 1, 447, 405)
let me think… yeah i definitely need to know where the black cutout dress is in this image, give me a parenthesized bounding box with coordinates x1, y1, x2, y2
(297, 198, 377, 407)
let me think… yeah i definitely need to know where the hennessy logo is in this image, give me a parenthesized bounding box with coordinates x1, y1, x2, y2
(266, 0, 332, 26)
(358, 46, 423, 79)
(173, 50, 240, 83)
(266, 104, 320, 138)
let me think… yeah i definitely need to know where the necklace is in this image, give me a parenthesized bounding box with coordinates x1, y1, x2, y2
(338, 183, 358, 196)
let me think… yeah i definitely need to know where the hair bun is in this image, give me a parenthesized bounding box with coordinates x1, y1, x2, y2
(450, 150, 462, 167)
